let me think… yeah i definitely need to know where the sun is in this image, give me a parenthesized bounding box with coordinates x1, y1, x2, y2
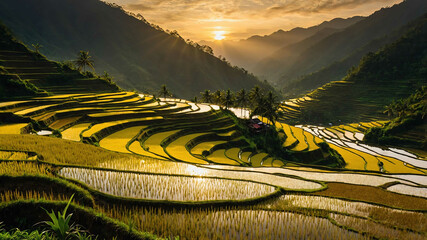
(213, 30, 226, 40)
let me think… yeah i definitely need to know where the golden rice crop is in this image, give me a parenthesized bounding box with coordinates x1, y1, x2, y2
(0, 134, 132, 166)
(6, 151, 31, 160)
(165, 132, 209, 164)
(0, 150, 13, 159)
(303, 131, 320, 151)
(330, 213, 425, 240)
(59, 167, 276, 201)
(61, 123, 91, 141)
(207, 149, 240, 165)
(101, 206, 367, 240)
(99, 126, 145, 153)
(249, 152, 268, 167)
(82, 117, 162, 138)
(128, 140, 167, 159)
(269, 194, 427, 232)
(0, 162, 52, 176)
(281, 124, 298, 147)
(289, 126, 308, 151)
(49, 116, 82, 130)
(0, 123, 29, 134)
(0, 189, 70, 203)
(143, 130, 180, 158)
(14, 103, 59, 116)
(328, 143, 367, 170)
(191, 140, 226, 155)
(225, 148, 241, 162)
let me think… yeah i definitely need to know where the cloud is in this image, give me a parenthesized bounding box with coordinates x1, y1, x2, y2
(266, 0, 391, 15)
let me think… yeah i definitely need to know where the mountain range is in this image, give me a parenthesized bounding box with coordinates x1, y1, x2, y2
(0, 0, 272, 99)
(204, 0, 427, 96)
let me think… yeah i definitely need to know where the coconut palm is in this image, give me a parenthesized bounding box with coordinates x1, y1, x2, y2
(159, 84, 172, 99)
(251, 91, 280, 126)
(223, 89, 234, 110)
(213, 90, 222, 105)
(201, 90, 212, 103)
(236, 89, 248, 116)
(249, 86, 262, 108)
(75, 51, 94, 72)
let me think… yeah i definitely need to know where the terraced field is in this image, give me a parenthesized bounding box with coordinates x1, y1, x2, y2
(1, 92, 426, 239)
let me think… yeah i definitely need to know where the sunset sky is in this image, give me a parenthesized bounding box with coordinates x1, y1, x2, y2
(104, 0, 403, 42)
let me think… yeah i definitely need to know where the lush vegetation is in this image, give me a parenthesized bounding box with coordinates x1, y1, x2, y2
(364, 86, 427, 149)
(273, 0, 426, 90)
(279, 12, 427, 124)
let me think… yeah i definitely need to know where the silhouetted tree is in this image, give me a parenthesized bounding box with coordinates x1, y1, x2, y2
(236, 89, 248, 116)
(251, 91, 280, 126)
(75, 51, 94, 72)
(159, 84, 172, 99)
(201, 90, 212, 103)
(213, 90, 222, 105)
(223, 89, 234, 110)
(32, 43, 42, 54)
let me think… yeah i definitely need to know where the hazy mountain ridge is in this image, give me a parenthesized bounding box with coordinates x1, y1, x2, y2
(0, 0, 272, 99)
(282, 20, 419, 97)
(273, 0, 427, 90)
(201, 16, 363, 72)
(288, 13, 427, 123)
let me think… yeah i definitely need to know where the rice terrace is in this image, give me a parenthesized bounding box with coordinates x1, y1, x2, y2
(0, 0, 426, 239)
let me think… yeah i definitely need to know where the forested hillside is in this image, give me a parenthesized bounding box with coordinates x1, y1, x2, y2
(0, 0, 271, 98)
(364, 87, 426, 150)
(279, 13, 427, 124)
(267, 0, 427, 93)
(0, 22, 119, 98)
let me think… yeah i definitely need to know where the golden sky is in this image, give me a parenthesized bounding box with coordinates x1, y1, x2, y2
(104, 0, 403, 42)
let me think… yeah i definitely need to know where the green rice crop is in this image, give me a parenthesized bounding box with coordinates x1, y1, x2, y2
(249, 153, 268, 167)
(59, 167, 276, 201)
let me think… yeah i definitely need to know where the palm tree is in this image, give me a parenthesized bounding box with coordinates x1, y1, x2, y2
(250, 91, 280, 126)
(248, 86, 263, 115)
(32, 43, 42, 54)
(201, 90, 212, 103)
(75, 51, 94, 72)
(159, 84, 172, 99)
(264, 91, 280, 126)
(223, 89, 234, 110)
(236, 89, 248, 117)
(249, 86, 262, 106)
(213, 90, 222, 105)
